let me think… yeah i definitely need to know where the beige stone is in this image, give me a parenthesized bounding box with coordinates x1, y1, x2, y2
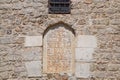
(24, 36, 42, 47)
(84, 0, 93, 4)
(43, 24, 75, 73)
(25, 61, 42, 77)
(0, 0, 119, 79)
(75, 48, 94, 61)
(7, 79, 18, 80)
(75, 63, 90, 78)
(76, 35, 97, 48)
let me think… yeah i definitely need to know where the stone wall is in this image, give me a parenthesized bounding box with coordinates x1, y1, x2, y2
(0, 0, 120, 80)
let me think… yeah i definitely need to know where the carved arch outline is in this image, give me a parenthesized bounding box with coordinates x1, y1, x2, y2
(43, 21, 75, 73)
(43, 21, 75, 37)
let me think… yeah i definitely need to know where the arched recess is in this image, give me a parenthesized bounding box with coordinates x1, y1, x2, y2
(43, 22, 75, 73)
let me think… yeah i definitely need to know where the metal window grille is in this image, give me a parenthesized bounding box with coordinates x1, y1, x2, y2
(48, 0, 71, 14)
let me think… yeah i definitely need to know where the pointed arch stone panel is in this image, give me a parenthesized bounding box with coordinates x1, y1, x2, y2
(43, 23, 75, 73)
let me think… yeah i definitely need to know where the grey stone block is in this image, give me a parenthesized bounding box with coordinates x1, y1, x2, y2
(25, 61, 42, 77)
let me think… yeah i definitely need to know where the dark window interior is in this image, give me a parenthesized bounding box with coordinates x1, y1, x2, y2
(48, 0, 71, 14)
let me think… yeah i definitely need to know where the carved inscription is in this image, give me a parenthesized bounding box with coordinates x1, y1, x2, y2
(43, 25, 74, 73)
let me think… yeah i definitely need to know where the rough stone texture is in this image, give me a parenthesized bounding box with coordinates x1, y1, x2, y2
(0, 0, 120, 80)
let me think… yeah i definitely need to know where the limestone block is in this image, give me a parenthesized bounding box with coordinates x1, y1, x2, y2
(75, 48, 94, 61)
(76, 35, 97, 48)
(12, 3, 23, 10)
(84, 0, 93, 4)
(0, 0, 11, 3)
(75, 63, 90, 78)
(8, 79, 29, 80)
(92, 19, 109, 25)
(20, 48, 41, 61)
(111, 19, 120, 25)
(68, 76, 77, 80)
(93, 72, 106, 78)
(0, 37, 14, 44)
(71, 0, 81, 2)
(24, 36, 42, 47)
(25, 61, 42, 77)
(108, 64, 119, 71)
(22, 7, 35, 14)
(33, 0, 43, 3)
(0, 71, 9, 79)
(7, 79, 18, 80)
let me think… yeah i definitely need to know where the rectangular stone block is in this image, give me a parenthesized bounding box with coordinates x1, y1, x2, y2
(25, 61, 42, 77)
(8, 79, 29, 80)
(75, 63, 90, 78)
(111, 19, 120, 25)
(0, 37, 14, 44)
(75, 48, 94, 61)
(24, 36, 42, 47)
(76, 35, 97, 48)
(7, 79, 18, 80)
(20, 48, 41, 61)
(0, 0, 11, 3)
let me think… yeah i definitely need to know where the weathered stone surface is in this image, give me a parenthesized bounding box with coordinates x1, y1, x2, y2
(43, 24, 75, 73)
(84, 0, 93, 4)
(0, 37, 14, 44)
(7, 79, 18, 80)
(94, 63, 107, 71)
(20, 48, 41, 61)
(75, 48, 94, 61)
(76, 35, 97, 48)
(75, 63, 90, 78)
(68, 76, 77, 80)
(110, 19, 120, 25)
(0, 0, 119, 79)
(0, 0, 11, 3)
(0, 71, 9, 79)
(25, 61, 42, 77)
(24, 36, 42, 47)
(93, 72, 107, 78)
(77, 19, 86, 25)
(108, 64, 120, 71)
(92, 19, 109, 25)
